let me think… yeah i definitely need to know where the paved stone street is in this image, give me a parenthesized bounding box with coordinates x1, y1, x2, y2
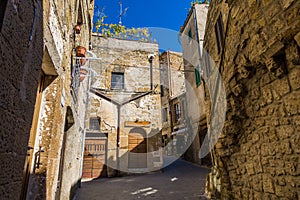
(75, 157, 210, 200)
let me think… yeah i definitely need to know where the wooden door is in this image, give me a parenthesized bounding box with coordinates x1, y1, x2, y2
(20, 72, 45, 199)
(128, 133, 147, 168)
(82, 138, 107, 179)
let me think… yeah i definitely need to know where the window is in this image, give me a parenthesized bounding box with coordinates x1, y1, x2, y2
(214, 13, 225, 54)
(174, 103, 181, 122)
(160, 85, 164, 97)
(162, 107, 168, 122)
(89, 117, 101, 131)
(195, 65, 201, 87)
(77, 1, 83, 25)
(0, 0, 8, 31)
(111, 72, 124, 90)
(188, 28, 193, 41)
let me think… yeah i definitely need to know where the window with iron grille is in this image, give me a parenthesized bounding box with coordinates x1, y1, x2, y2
(111, 72, 124, 90)
(214, 13, 225, 54)
(89, 117, 101, 131)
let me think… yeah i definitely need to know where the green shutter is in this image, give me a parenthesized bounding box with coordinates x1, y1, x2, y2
(195, 67, 201, 87)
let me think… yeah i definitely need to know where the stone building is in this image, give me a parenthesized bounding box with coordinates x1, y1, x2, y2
(202, 0, 300, 199)
(0, 1, 43, 199)
(0, 0, 94, 199)
(180, 3, 211, 166)
(159, 51, 187, 156)
(82, 35, 163, 177)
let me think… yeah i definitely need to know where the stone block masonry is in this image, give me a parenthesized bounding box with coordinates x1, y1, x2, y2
(0, 0, 94, 199)
(203, 0, 300, 199)
(0, 1, 44, 199)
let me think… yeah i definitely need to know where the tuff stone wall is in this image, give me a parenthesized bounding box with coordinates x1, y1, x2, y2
(0, 1, 43, 199)
(203, 0, 300, 199)
(0, 0, 93, 199)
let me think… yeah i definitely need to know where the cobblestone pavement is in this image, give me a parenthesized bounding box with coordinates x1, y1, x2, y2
(75, 157, 210, 200)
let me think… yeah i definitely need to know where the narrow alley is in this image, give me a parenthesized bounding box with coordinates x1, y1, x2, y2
(1, 0, 299, 199)
(75, 157, 210, 200)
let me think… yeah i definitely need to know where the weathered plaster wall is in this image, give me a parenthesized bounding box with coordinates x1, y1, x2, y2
(180, 4, 209, 165)
(58, 0, 94, 199)
(88, 36, 162, 175)
(159, 51, 186, 155)
(203, 0, 300, 199)
(0, 1, 43, 199)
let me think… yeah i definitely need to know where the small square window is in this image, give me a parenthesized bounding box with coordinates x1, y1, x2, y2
(111, 72, 124, 90)
(89, 117, 101, 131)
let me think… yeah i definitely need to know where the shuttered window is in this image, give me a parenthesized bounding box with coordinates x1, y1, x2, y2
(195, 66, 201, 87)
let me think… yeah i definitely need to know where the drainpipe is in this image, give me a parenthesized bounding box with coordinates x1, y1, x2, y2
(79, 50, 97, 187)
(193, 5, 203, 75)
(148, 54, 155, 91)
(167, 51, 173, 97)
(116, 105, 121, 176)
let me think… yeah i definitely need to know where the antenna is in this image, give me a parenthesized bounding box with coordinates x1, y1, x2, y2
(118, 0, 129, 25)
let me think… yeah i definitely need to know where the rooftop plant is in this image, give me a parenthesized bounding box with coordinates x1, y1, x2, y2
(190, 0, 210, 6)
(94, 14, 154, 42)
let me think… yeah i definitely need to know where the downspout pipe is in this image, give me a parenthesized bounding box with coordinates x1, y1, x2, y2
(116, 105, 121, 176)
(148, 54, 155, 91)
(167, 51, 173, 97)
(193, 5, 203, 165)
(79, 51, 98, 187)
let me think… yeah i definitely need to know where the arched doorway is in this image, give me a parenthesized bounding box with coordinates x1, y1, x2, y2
(128, 128, 147, 168)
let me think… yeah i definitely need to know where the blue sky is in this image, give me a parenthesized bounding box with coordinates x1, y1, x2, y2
(94, 0, 193, 52)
